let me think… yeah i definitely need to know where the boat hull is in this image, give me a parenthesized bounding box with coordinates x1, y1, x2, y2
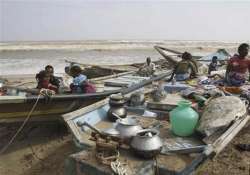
(0, 98, 101, 123)
(63, 94, 250, 175)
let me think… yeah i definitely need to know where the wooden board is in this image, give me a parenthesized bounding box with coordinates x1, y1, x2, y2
(212, 114, 250, 155)
(104, 75, 148, 87)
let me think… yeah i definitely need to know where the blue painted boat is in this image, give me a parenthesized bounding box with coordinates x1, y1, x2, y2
(63, 91, 250, 175)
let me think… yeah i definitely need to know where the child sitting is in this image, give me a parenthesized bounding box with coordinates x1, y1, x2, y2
(208, 56, 218, 74)
(70, 65, 95, 93)
(36, 70, 58, 93)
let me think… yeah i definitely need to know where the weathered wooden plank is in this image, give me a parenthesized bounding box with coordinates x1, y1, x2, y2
(212, 114, 250, 155)
(203, 128, 225, 145)
(90, 71, 135, 82)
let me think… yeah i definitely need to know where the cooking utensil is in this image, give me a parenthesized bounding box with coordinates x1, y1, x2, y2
(112, 112, 123, 120)
(151, 87, 167, 102)
(130, 129, 163, 158)
(77, 121, 120, 137)
(115, 117, 143, 139)
(109, 94, 126, 106)
(108, 94, 127, 122)
(129, 91, 145, 106)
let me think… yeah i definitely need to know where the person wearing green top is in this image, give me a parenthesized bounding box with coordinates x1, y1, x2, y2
(169, 52, 198, 81)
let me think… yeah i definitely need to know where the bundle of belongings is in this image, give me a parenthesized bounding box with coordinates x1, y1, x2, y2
(197, 96, 247, 137)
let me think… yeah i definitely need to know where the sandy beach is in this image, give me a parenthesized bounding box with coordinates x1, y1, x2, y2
(0, 41, 249, 175)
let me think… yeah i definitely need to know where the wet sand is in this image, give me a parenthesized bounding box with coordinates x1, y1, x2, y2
(0, 122, 249, 175)
(196, 121, 250, 175)
(0, 122, 76, 175)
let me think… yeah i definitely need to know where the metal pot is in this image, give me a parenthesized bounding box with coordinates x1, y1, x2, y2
(151, 87, 167, 102)
(107, 107, 127, 122)
(115, 117, 143, 139)
(130, 129, 163, 158)
(108, 94, 127, 122)
(129, 91, 145, 106)
(109, 94, 126, 106)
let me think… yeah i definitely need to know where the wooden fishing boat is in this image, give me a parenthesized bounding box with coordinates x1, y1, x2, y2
(0, 57, 169, 88)
(0, 46, 230, 123)
(0, 70, 171, 123)
(65, 58, 170, 73)
(0, 67, 124, 89)
(154, 45, 231, 64)
(0, 45, 228, 89)
(63, 88, 250, 175)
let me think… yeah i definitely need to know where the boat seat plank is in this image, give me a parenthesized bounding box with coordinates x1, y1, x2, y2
(103, 75, 149, 86)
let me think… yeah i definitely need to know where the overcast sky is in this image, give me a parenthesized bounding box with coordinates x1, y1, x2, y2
(1, 0, 250, 42)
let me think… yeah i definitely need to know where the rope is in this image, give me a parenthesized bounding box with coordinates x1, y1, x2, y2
(110, 155, 128, 175)
(40, 88, 55, 96)
(154, 156, 159, 175)
(0, 88, 52, 155)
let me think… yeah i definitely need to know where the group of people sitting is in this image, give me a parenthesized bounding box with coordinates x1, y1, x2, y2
(36, 43, 249, 94)
(167, 43, 250, 87)
(36, 64, 96, 94)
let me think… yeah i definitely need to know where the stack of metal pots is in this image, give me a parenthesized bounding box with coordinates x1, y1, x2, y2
(107, 94, 127, 122)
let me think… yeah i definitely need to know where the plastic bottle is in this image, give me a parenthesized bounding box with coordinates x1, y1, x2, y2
(170, 100, 199, 136)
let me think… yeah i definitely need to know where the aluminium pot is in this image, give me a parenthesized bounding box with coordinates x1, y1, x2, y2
(130, 129, 163, 158)
(109, 94, 126, 106)
(115, 117, 143, 139)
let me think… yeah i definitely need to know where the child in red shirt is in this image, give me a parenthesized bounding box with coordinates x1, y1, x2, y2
(36, 70, 58, 93)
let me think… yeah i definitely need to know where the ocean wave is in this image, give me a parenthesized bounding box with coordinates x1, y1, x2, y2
(0, 40, 243, 52)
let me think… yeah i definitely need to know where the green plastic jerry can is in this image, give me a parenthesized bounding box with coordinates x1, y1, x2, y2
(170, 100, 199, 136)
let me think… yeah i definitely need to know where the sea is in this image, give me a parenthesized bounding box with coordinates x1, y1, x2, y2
(0, 40, 241, 75)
